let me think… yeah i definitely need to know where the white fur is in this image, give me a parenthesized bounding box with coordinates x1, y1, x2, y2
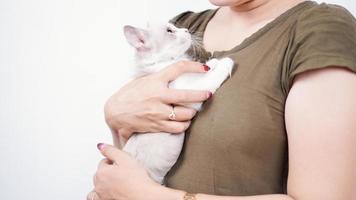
(122, 23, 234, 184)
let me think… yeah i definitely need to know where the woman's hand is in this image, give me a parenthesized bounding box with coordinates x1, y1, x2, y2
(104, 61, 211, 140)
(89, 143, 185, 200)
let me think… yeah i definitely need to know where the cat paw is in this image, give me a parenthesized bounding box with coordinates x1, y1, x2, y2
(205, 57, 234, 75)
(218, 57, 234, 77)
(205, 58, 219, 71)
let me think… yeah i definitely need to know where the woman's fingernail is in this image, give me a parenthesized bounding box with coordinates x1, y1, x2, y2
(207, 91, 213, 99)
(203, 64, 210, 71)
(97, 143, 105, 150)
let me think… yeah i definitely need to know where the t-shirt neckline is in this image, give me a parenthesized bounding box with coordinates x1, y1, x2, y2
(200, 1, 316, 57)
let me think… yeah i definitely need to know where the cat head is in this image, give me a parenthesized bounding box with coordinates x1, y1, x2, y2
(123, 23, 192, 65)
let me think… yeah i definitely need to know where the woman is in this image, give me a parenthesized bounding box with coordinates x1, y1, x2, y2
(88, 0, 356, 199)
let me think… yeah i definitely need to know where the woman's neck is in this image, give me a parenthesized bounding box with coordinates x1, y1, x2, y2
(219, 0, 308, 27)
(203, 0, 309, 52)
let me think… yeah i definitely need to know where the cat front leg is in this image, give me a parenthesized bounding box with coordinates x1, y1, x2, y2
(182, 58, 234, 111)
(201, 57, 235, 93)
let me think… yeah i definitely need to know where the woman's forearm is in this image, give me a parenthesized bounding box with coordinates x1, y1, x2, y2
(196, 194, 294, 200)
(156, 187, 294, 200)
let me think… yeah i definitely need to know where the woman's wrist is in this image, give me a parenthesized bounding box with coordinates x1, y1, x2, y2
(148, 184, 186, 200)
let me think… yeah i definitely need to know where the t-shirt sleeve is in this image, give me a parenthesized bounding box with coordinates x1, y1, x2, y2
(168, 9, 214, 32)
(287, 4, 356, 90)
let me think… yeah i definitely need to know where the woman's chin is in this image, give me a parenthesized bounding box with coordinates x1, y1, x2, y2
(209, 0, 250, 6)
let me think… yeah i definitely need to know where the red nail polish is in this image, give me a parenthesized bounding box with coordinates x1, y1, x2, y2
(97, 143, 105, 150)
(203, 64, 210, 71)
(207, 92, 213, 99)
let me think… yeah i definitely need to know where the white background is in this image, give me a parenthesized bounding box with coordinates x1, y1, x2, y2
(0, 0, 355, 199)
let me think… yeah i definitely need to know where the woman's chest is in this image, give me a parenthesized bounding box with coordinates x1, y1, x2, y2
(166, 35, 293, 194)
(203, 17, 273, 53)
(190, 50, 288, 152)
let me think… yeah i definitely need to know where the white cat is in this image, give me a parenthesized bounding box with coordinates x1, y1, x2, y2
(122, 22, 234, 184)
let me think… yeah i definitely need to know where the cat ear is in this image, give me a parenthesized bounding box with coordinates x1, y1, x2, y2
(123, 25, 150, 52)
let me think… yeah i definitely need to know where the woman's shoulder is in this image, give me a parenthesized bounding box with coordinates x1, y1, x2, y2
(303, 2, 355, 18)
(286, 2, 356, 93)
(295, 2, 356, 32)
(291, 2, 356, 51)
(169, 9, 217, 29)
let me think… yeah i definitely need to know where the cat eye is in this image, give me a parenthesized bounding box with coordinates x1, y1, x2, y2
(166, 27, 174, 34)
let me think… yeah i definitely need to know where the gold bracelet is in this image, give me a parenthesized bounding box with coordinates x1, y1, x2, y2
(183, 193, 196, 200)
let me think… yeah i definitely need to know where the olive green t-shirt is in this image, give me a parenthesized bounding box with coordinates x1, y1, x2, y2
(166, 1, 356, 196)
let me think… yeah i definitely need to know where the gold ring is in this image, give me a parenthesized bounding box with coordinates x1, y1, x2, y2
(168, 107, 176, 120)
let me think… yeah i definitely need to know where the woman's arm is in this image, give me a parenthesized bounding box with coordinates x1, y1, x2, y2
(92, 67, 356, 200)
(284, 67, 356, 200)
(103, 61, 211, 148)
